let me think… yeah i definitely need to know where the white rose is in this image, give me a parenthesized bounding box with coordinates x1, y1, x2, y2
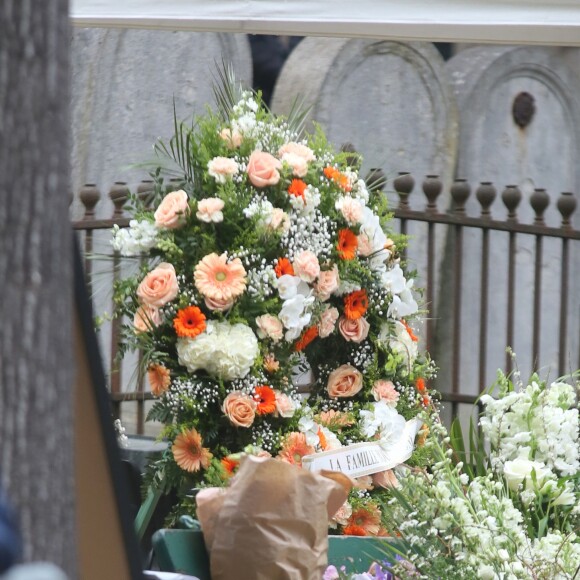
(503, 458, 551, 492)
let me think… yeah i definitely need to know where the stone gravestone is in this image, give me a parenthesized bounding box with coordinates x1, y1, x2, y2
(271, 37, 459, 343)
(71, 30, 252, 433)
(436, 46, 580, 401)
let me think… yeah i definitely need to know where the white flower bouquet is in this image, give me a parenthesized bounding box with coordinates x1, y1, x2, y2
(377, 363, 580, 579)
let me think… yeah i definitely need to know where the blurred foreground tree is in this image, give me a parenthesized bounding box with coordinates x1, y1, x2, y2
(0, 1, 76, 576)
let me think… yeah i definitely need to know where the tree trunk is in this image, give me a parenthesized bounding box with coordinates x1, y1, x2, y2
(0, 1, 76, 576)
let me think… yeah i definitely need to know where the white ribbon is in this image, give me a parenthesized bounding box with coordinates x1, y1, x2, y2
(302, 418, 423, 478)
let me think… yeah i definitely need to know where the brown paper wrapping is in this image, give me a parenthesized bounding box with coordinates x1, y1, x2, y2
(196, 456, 352, 580)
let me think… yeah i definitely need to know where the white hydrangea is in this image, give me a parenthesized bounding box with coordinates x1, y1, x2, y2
(176, 321, 258, 381)
(110, 220, 158, 256)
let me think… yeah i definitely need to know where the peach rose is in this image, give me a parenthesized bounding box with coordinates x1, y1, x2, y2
(372, 469, 399, 489)
(133, 304, 162, 333)
(246, 150, 282, 188)
(274, 391, 296, 418)
(196, 197, 224, 223)
(281, 152, 308, 177)
(357, 233, 373, 257)
(154, 189, 189, 229)
(222, 391, 256, 428)
(137, 263, 179, 307)
(318, 306, 339, 338)
(255, 314, 284, 343)
(338, 316, 370, 343)
(219, 127, 243, 149)
(372, 380, 400, 405)
(293, 250, 320, 283)
(278, 142, 316, 162)
(207, 156, 239, 184)
(327, 364, 363, 398)
(315, 266, 339, 301)
(204, 295, 234, 312)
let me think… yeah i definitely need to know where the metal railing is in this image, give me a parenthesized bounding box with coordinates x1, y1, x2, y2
(72, 173, 579, 432)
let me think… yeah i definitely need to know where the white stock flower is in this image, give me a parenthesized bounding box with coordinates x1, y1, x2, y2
(176, 321, 258, 380)
(481, 377, 579, 477)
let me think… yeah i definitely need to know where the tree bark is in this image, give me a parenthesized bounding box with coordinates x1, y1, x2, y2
(0, 1, 76, 576)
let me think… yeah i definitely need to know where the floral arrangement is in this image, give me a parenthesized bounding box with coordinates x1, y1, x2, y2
(110, 70, 436, 531)
(377, 363, 580, 579)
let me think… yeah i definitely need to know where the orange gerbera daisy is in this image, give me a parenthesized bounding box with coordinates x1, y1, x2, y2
(323, 166, 352, 192)
(402, 320, 419, 342)
(415, 377, 426, 393)
(173, 306, 206, 338)
(172, 428, 213, 473)
(275, 257, 294, 277)
(337, 229, 358, 260)
(295, 325, 319, 351)
(323, 166, 340, 180)
(343, 524, 368, 537)
(194, 252, 246, 301)
(278, 432, 315, 467)
(220, 456, 240, 478)
(288, 178, 307, 199)
(346, 505, 381, 536)
(317, 409, 355, 428)
(344, 289, 368, 320)
(254, 385, 277, 415)
(148, 364, 171, 396)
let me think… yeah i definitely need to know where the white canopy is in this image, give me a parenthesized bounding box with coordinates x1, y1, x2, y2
(70, 0, 580, 46)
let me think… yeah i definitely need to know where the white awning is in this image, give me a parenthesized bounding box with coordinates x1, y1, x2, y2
(70, 0, 580, 46)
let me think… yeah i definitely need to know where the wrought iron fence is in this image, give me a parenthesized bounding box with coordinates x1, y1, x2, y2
(72, 173, 579, 433)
